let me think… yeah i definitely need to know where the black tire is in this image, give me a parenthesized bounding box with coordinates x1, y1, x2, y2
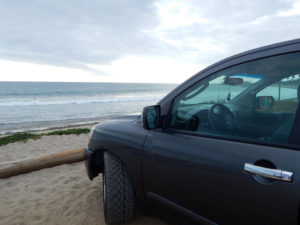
(103, 151, 135, 224)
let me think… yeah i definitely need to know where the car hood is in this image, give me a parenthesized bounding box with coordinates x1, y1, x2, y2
(89, 113, 147, 151)
(93, 114, 141, 136)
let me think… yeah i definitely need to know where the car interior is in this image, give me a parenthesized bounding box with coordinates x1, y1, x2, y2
(169, 52, 300, 144)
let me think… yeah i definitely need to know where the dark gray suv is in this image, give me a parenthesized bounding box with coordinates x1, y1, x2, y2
(85, 39, 300, 225)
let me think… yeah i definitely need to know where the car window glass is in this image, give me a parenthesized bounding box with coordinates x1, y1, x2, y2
(169, 52, 300, 144)
(257, 75, 300, 100)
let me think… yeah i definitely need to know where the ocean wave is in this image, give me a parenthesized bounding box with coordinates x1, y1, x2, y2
(0, 96, 162, 107)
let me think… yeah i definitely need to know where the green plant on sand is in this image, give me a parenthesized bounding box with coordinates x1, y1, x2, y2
(0, 128, 91, 147)
(45, 128, 90, 136)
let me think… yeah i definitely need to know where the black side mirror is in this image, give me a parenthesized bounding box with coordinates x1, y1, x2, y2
(142, 105, 161, 130)
(256, 96, 274, 110)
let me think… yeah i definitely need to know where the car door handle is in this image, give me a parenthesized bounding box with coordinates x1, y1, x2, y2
(244, 163, 293, 183)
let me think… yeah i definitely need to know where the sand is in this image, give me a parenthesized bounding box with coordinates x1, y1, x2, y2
(0, 128, 166, 225)
(0, 132, 90, 164)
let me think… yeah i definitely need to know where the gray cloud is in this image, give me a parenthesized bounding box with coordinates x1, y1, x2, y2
(149, 0, 300, 66)
(0, 0, 163, 70)
(0, 0, 300, 73)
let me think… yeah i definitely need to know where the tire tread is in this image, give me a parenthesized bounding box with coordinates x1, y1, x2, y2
(104, 152, 134, 224)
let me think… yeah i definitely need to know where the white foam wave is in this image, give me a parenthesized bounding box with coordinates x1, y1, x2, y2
(0, 96, 162, 107)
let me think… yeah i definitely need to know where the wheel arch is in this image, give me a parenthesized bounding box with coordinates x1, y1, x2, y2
(90, 148, 136, 190)
(91, 149, 104, 178)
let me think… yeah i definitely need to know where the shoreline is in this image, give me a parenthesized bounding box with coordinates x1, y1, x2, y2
(0, 122, 97, 138)
(0, 113, 140, 137)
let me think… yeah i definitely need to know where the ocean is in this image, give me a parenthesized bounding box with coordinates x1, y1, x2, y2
(0, 82, 178, 134)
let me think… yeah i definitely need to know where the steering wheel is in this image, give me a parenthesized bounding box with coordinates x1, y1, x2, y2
(208, 104, 237, 134)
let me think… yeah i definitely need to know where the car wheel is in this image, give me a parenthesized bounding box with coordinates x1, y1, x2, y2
(103, 151, 135, 224)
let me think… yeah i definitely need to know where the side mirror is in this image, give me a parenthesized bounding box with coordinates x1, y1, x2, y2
(256, 96, 274, 110)
(142, 105, 161, 130)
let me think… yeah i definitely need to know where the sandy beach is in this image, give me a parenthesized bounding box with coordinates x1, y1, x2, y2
(0, 127, 166, 225)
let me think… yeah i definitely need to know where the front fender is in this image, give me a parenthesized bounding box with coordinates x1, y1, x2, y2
(86, 115, 149, 211)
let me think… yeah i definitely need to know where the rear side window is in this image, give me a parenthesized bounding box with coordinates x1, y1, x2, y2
(169, 52, 300, 144)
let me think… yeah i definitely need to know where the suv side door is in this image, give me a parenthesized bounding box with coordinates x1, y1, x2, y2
(142, 51, 300, 225)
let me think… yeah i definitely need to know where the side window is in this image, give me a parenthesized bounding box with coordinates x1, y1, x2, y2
(256, 75, 300, 112)
(169, 52, 300, 144)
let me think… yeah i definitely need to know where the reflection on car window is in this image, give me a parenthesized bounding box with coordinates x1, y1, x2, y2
(182, 74, 262, 106)
(169, 52, 300, 144)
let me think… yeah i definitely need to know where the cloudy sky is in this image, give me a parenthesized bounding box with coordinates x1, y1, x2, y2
(0, 0, 300, 83)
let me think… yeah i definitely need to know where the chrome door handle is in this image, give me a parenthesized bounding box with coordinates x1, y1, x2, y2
(244, 163, 293, 183)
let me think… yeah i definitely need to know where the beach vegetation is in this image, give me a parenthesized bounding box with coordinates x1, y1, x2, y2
(45, 128, 90, 136)
(0, 128, 91, 146)
(0, 133, 42, 146)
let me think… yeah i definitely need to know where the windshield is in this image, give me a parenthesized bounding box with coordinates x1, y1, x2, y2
(181, 74, 263, 105)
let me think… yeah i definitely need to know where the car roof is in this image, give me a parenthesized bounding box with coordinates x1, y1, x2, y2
(199, 38, 300, 79)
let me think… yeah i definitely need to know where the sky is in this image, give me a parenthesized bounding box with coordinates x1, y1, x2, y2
(0, 0, 300, 83)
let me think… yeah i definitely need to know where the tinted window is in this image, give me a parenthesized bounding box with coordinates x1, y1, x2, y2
(169, 52, 300, 144)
